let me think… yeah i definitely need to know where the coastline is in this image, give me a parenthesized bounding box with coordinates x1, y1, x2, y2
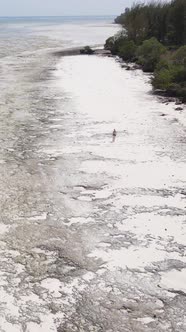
(53, 46, 111, 57)
(54, 45, 185, 110)
(116, 59, 186, 107)
(107, 0, 186, 104)
(52, 54, 186, 330)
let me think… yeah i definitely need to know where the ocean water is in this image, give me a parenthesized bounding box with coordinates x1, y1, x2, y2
(0, 16, 119, 57)
(0, 16, 120, 140)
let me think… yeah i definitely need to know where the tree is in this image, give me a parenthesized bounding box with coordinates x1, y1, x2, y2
(137, 38, 166, 72)
(166, 0, 186, 45)
(172, 45, 186, 65)
(114, 0, 186, 46)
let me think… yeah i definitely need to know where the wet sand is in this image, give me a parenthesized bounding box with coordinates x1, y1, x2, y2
(0, 52, 185, 332)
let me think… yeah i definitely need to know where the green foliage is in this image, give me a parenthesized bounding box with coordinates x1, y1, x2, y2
(104, 33, 130, 55)
(152, 68, 173, 89)
(111, 0, 186, 99)
(137, 38, 166, 72)
(166, 0, 186, 46)
(115, 0, 186, 46)
(153, 45, 186, 92)
(156, 59, 170, 71)
(118, 40, 137, 61)
(172, 46, 186, 65)
(105, 36, 115, 51)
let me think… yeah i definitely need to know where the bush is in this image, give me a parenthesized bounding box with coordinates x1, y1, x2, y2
(178, 86, 186, 101)
(156, 59, 170, 71)
(104, 32, 129, 55)
(80, 46, 94, 55)
(118, 40, 137, 61)
(152, 62, 186, 97)
(152, 68, 173, 89)
(137, 37, 166, 72)
(172, 45, 186, 65)
(104, 36, 115, 51)
(173, 65, 186, 82)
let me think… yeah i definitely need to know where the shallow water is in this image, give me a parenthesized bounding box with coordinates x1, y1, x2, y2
(0, 17, 186, 332)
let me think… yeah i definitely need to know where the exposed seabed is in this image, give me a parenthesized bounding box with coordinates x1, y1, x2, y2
(0, 52, 185, 331)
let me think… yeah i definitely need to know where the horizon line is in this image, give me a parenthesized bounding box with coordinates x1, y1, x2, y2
(0, 15, 117, 18)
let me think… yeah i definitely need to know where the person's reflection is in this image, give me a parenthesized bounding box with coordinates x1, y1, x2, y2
(112, 129, 117, 142)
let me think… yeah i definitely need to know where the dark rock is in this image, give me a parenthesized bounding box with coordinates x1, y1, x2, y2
(80, 46, 95, 55)
(168, 98, 174, 102)
(157, 89, 166, 94)
(121, 64, 128, 69)
(94, 49, 111, 56)
(175, 107, 183, 111)
(132, 64, 141, 70)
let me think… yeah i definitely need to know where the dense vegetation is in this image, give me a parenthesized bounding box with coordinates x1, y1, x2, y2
(105, 0, 186, 101)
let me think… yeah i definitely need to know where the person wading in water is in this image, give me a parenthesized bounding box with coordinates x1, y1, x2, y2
(112, 129, 117, 142)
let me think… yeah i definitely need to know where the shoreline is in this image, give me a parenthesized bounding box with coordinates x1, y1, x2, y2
(117, 60, 185, 106)
(53, 45, 185, 109)
(53, 46, 111, 57)
(0, 35, 185, 331)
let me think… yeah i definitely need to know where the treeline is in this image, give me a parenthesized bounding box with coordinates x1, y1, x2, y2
(115, 0, 186, 46)
(105, 0, 186, 101)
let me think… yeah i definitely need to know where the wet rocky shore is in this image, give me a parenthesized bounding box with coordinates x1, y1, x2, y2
(0, 43, 185, 331)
